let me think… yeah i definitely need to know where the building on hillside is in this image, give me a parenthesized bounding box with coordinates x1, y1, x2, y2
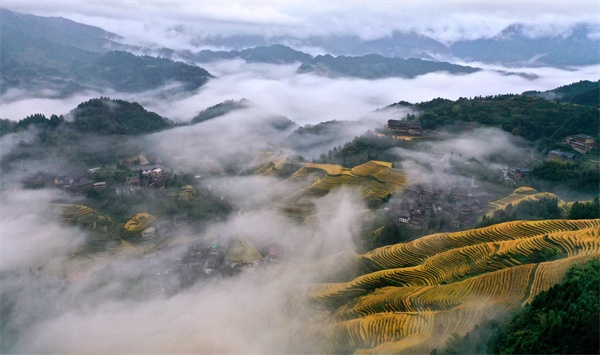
(458, 199, 482, 215)
(548, 149, 576, 161)
(388, 120, 423, 135)
(514, 167, 533, 180)
(397, 210, 411, 224)
(93, 182, 107, 191)
(441, 203, 459, 221)
(70, 178, 94, 194)
(408, 213, 428, 229)
(408, 123, 423, 135)
(388, 119, 409, 133)
(87, 167, 101, 175)
(567, 134, 595, 154)
(418, 187, 435, 201)
(54, 176, 74, 189)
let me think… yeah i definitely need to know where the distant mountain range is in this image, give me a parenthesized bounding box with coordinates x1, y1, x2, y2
(1, 8, 598, 97)
(186, 25, 599, 67)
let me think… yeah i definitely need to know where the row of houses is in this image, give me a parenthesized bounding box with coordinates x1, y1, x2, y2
(387, 120, 423, 135)
(548, 149, 577, 161)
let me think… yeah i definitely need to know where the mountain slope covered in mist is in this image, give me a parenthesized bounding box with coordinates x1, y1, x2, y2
(391, 94, 598, 148)
(0, 9, 212, 95)
(450, 24, 599, 67)
(523, 79, 600, 107)
(193, 44, 313, 64)
(298, 218, 600, 353)
(297, 54, 480, 79)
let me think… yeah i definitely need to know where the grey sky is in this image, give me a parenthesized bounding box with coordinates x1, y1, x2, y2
(2, 1, 598, 50)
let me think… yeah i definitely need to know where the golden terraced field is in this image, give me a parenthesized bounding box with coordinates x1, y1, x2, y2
(55, 204, 115, 234)
(277, 161, 407, 203)
(486, 187, 564, 216)
(298, 218, 600, 354)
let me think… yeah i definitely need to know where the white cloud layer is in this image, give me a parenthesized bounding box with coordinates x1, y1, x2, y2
(2, 62, 598, 125)
(2, 1, 598, 49)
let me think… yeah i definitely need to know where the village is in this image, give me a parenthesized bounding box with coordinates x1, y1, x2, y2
(384, 120, 597, 230)
(386, 176, 494, 231)
(19, 153, 286, 295)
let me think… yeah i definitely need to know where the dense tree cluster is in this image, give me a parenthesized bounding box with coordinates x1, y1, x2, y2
(71, 97, 173, 134)
(523, 80, 600, 107)
(567, 197, 600, 219)
(489, 259, 600, 354)
(528, 160, 599, 195)
(412, 94, 598, 151)
(477, 197, 563, 228)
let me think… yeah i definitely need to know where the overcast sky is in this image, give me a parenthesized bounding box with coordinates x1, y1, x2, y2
(3, 1, 599, 49)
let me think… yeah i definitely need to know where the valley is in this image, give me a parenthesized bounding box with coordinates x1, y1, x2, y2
(0, 4, 598, 354)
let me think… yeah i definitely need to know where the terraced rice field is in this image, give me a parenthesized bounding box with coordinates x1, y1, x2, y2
(486, 187, 564, 216)
(167, 185, 198, 201)
(280, 161, 406, 203)
(124, 212, 156, 232)
(55, 204, 115, 233)
(299, 218, 600, 354)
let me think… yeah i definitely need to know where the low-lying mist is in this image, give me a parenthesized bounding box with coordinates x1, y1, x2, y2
(1, 175, 367, 353)
(2, 61, 598, 125)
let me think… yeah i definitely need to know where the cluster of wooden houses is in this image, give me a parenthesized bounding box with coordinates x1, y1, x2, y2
(388, 178, 494, 230)
(565, 134, 595, 154)
(546, 134, 596, 161)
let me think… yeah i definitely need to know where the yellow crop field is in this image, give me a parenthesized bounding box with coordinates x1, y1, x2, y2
(124, 212, 156, 232)
(298, 218, 600, 353)
(280, 161, 407, 204)
(55, 204, 114, 233)
(486, 187, 564, 216)
(167, 185, 198, 201)
(304, 163, 347, 176)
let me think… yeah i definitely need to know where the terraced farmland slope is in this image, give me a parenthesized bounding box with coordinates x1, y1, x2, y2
(486, 187, 564, 216)
(298, 218, 600, 354)
(273, 161, 407, 203)
(55, 204, 115, 234)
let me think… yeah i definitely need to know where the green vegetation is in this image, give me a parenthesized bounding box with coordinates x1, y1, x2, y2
(527, 159, 600, 195)
(71, 97, 173, 135)
(314, 133, 408, 167)
(490, 259, 600, 354)
(567, 198, 600, 219)
(191, 99, 251, 124)
(91, 51, 212, 92)
(524, 80, 599, 107)
(411, 94, 598, 151)
(477, 197, 563, 228)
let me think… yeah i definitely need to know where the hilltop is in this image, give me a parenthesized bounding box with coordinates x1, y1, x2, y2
(524, 79, 600, 107)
